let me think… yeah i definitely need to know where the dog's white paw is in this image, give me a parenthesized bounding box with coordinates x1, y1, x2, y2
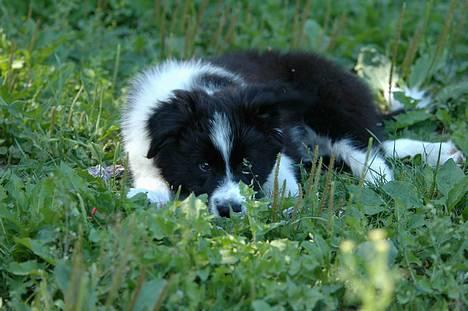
(425, 141, 465, 166)
(127, 187, 171, 206)
(363, 160, 394, 185)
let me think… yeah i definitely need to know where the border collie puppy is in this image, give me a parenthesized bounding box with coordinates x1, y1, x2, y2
(122, 51, 464, 217)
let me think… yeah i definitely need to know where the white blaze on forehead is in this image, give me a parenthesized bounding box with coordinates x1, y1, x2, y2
(209, 112, 247, 216)
(209, 112, 233, 177)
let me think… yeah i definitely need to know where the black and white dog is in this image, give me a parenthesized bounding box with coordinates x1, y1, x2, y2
(122, 51, 464, 217)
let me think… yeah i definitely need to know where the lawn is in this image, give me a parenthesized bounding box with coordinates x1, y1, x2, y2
(0, 0, 467, 310)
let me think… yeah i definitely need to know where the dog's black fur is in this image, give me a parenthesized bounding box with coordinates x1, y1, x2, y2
(211, 51, 385, 148)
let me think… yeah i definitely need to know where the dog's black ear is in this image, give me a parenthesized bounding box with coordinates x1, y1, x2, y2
(235, 84, 314, 144)
(146, 90, 207, 159)
(241, 84, 311, 125)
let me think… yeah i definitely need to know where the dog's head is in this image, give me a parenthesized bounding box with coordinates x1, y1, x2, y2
(146, 85, 305, 217)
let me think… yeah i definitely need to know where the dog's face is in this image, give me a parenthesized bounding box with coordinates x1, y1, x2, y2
(146, 86, 301, 217)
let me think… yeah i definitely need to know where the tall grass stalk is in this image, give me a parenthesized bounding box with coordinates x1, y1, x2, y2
(179, 0, 190, 35)
(104, 219, 134, 308)
(311, 156, 323, 213)
(196, 0, 209, 27)
(169, 0, 183, 38)
(326, 14, 347, 51)
(94, 87, 104, 136)
(224, 4, 239, 49)
(210, 2, 228, 52)
(291, 0, 301, 48)
(48, 106, 57, 136)
(111, 43, 121, 96)
(305, 145, 320, 192)
(327, 181, 335, 233)
(296, 0, 313, 48)
(451, 0, 467, 56)
(64, 231, 84, 311)
(154, 0, 161, 22)
(158, 1, 167, 59)
(291, 183, 303, 231)
(424, 0, 457, 85)
(401, 0, 433, 79)
(359, 137, 374, 188)
(6, 43, 17, 92)
(183, 14, 195, 58)
(110, 141, 121, 189)
(126, 267, 146, 311)
(429, 142, 444, 200)
(320, 154, 335, 213)
(183, 0, 208, 57)
(318, 0, 331, 51)
(67, 85, 84, 127)
(271, 153, 282, 222)
(388, 3, 405, 109)
(153, 275, 174, 311)
(27, 19, 39, 56)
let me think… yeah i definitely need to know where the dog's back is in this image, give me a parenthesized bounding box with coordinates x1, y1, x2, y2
(212, 50, 384, 148)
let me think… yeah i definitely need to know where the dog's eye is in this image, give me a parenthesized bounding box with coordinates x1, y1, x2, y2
(198, 162, 211, 172)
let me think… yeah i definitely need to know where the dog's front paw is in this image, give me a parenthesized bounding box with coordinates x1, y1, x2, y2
(127, 187, 171, 206)
(425, 141, 465, 166)
(363, 162, 394, 185)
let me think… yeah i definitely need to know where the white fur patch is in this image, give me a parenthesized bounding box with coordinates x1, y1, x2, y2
(332, 139, 393, 184)
(210, 112, 233, 177)
(263, 153, 299, 197)
(388, 86, 432, 112)
(127, 187, 171, 206)
(382, 139, 465, 166)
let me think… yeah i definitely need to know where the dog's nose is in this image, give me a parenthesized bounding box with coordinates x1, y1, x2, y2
(216, 202, 243, 217)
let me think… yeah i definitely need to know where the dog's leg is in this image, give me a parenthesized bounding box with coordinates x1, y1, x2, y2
(331, 139, 394, 184)
(126, 148, 171, 205)
(262, 153, 299, 197)
(381, 139, 465, 166)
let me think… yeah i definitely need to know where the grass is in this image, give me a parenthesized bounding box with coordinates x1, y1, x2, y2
(0, 0, 467, 309)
